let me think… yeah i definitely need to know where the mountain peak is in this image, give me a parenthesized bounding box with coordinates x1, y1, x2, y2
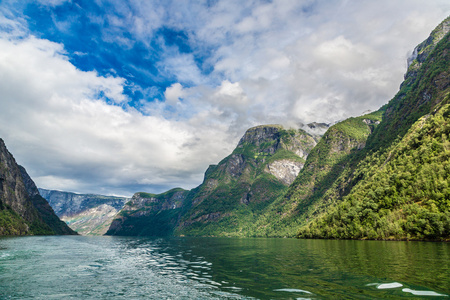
(237, 125, 284, 147)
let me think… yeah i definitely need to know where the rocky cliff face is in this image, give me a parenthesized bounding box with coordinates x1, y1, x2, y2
(0, 140, 32, 222)
(0, 139, 76, 235)
(265, 159, 304, 185)
(39, 188, 128, 235)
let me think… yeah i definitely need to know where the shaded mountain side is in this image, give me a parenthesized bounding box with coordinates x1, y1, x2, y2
(0, 139, 76, 235)
(107, 126, 318, 237)
(295, 17, 450, 241)
(39, 188, 128, 235)
(106, 188, 191, 236)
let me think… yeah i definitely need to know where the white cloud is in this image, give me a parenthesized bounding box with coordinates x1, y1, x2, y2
(164, 83, 185, 106)
(0, 30, 236, 196)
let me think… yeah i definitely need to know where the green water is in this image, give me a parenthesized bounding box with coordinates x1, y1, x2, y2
(0, 236, 448, 299)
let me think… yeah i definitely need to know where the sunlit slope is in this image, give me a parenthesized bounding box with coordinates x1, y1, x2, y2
(297, 18, 450, 240)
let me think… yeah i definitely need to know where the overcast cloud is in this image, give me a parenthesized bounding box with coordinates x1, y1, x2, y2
(0, 0, 449, 196)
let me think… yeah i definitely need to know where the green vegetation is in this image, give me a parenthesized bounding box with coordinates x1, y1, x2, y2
(296, 27, 450, 241)
(108, 126, 316, 237)
(0, 205, 29, 235)
(0, 198, 67, 236)
(136, 192, 156, 198)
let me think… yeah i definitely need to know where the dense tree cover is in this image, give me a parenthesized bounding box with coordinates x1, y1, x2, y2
(0, 204, 30, 235)
(299, 102, 450, 240)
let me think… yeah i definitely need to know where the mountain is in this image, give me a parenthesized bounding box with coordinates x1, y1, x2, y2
(106, 125, 318, 237)
(0, 138, 76, 235)
(39, 189, 128, 235)
(245, 16, 449, 241)
(106, 17, 450, 241)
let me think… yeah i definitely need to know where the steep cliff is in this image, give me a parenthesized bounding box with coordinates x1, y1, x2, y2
(0, 139, 76, 235)
(39, 189, 128, 235)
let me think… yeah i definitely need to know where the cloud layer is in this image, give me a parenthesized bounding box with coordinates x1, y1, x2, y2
(0, 0, 449, 196)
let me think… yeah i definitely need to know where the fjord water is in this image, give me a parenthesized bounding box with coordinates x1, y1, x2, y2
(0, 236, 448, 299)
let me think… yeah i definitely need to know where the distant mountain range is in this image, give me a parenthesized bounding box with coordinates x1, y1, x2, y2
(39, 189, 128, 235)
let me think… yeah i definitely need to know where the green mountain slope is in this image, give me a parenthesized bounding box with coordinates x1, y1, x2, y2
(299, 102, 450, 240)
(296, 17, 450, 241)
(249, 111, 383, 237)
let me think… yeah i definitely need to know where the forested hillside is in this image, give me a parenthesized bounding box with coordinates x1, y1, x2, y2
(297, 20, 450, 240)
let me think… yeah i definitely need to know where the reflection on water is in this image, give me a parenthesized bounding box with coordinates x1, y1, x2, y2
(0, 236, 448, 299)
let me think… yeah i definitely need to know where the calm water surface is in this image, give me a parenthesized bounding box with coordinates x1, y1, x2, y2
(0, 236, 448, 299)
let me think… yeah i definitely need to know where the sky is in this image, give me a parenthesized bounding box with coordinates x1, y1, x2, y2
(0, 0, 449, 197)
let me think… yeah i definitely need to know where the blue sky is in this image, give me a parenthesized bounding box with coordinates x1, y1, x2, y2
(0, 0, 449, 196)
(23, 1, 216, 105)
